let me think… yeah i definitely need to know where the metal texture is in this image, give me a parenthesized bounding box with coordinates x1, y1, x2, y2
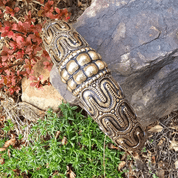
(42, 20, 146, 151)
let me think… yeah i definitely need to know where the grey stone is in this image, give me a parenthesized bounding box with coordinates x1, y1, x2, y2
(50, 66, 79, 105)
(50, 0, 178, 128)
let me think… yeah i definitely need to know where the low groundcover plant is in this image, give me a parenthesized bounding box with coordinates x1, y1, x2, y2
(0, 103, 123, 178)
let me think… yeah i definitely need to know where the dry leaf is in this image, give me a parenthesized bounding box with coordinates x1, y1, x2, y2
(53, 171, 60, 176)
(170, 126, 178, 131)
(132, 152, 140, 160)
(118, 161, 126, 171)
(8, 149, 11, 158)
(148, 125, 163, 133)
(62, 136, 67, 145)
(151, 156, 156, 164)
(78, 0, 82, 7)
(4, 134, 16, 148)
(175, 160, 178, 169)
(132, 152, 144, 170)
(37, 9, 44, 16)
(157, 169, 165, 178)
(169, 138, 178, 151)
(108, 143, 119, 150)
(0, 158, 5, 165)
(128, 161, 135, 176)
(67, 165, 76, 178)
(55, 131, 61, 139)
(0, 147, 6, 151)
(0, 134, 16, 151)
(158, 138, 165, 146)
(121, 153, 127, 161)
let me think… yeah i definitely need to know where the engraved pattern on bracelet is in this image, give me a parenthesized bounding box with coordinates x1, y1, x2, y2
(42, 20, 89, 66)
(42, 20, 146, 151)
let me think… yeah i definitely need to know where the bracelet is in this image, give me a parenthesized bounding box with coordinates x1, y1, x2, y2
(42, 20, 146, 151)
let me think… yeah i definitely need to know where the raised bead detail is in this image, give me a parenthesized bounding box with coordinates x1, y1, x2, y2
(73, 70, 87, 84)
(61, 69, 69, 81)
(67, 79, 77, 90)
(88, 51, 99, 60)
(76, 53, 91, 66)
(84, 63, 98, 77)
(66, 60, 79, 74)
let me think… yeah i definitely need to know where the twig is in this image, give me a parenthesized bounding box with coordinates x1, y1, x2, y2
(0, 62, 24, 71)
(12, 16, 19, 23)
(32, 0, 44, 6)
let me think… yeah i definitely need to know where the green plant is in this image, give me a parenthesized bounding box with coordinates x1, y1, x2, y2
(0, 0, 70, 94)
(0, 103, 124, 177)
(150, 139, 154, 143)
(2, 119, 14, 134)
(141, 147, 147, 153)
(153, 174, 159, 178)
(127, 155, 132, 161)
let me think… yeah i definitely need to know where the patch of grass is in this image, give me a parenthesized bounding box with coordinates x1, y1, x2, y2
(0, 103, 124, 177)
(2, 119, 14, 134)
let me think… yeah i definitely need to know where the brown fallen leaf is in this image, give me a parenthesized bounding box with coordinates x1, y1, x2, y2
(175, 160, 178, 169)
(132, 152, 144, 170)
(158, 137, 165, 146)
(148, 125, 163, 133)
(55, 131, 61, 139)
(62, 136, 67, 145)
(78, 0, 82, 7)
(151, 156, 156, 164)
(8, 149, 11, 158)
(118, 161, 126, 171)
(0, 158, 5, 165)
(132, 152, 140, 159)
(67, 165, 76, 178)
(121, 153, 127, 161)
(37, 9, 44, 17)
(170, 125, 178, 131)
(169, 138, 178, 151)
(0, 115, 5, 122)
(157, 169, 165, 178)
(0, 147, 6, 152)
(0, 134, 16, 151)
(158, 161, 169, 169)
(128, 161, 135, 177)
(53, 171, 60, 176)
(108, 143, 119, 150)
(4, 134, 16, 147)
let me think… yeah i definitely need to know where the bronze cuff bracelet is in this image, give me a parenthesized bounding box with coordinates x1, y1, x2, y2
(41, 20, 146, 151)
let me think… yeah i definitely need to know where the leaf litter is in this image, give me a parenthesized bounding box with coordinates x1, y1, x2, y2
(123, 111, 178, 178)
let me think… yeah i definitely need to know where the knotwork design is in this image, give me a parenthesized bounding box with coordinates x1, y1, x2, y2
(42, 20, 146, 151)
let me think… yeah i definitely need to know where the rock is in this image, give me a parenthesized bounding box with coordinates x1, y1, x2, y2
(32, 57, 50, 83)
(50, 65, 79, 105)
(22, 57, 63, 111)
(51, 0, 178, 128)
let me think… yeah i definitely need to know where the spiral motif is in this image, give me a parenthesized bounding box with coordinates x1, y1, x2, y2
(42, 20, 146, 151)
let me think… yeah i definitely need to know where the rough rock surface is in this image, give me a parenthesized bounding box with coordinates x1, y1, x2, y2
(22, 57, 63, 111)
(51, 0, 178, 127)
(50, 65, 79, 105)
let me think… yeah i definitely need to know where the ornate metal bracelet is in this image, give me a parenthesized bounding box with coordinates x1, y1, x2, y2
(42, 20, 146, 151)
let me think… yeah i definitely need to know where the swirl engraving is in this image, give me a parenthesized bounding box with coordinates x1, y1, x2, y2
(42, 20, 88, 65)
(42, 20, 146, 151)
